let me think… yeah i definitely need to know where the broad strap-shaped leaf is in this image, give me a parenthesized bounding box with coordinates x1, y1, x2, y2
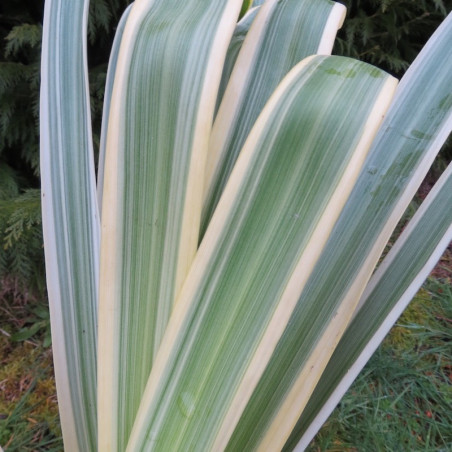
(201, 0, 346, 237)
(40, 0, 99, 450)
(97, 3, 133, 211)
(127, 56, 397, 451)
(97, 0, 242, 450)
(214, 6, 261, 117)
(222, 13, 452, 452)
(290, 162, 452, 451)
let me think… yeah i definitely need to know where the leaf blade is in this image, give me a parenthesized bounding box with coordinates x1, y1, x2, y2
(97, 3, 133, 211)
(201, 0, 346, 237)
(97, 0, 243, 449)
(40, 0, 100, 450)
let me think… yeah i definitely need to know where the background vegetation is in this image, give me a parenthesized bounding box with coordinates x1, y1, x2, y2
(0, 0, 450, 450)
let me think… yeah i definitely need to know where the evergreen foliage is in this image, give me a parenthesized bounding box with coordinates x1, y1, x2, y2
(0, 0, 450, 293)
(1, 0, 44, 292)
(0, 0, 132, 291)
(335, 0, 452, 75)
(0, 189, 42, 290)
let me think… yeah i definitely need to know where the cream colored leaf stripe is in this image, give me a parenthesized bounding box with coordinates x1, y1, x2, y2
(40, 0, 99, 450)
(97, 0, 242, 450)
(97, 3, 133, 211)
(127, 56, 396, 451)
(201, 0, 346, 237)
(214, 5, 261, 118)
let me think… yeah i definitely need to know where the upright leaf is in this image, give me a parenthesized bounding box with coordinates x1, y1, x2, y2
(97, 0, 242, 449)
(97, 3, 133, 211)
(214, 6, 261, 117)
(40, 0, 100, 450)
(201, 0, 346, 236)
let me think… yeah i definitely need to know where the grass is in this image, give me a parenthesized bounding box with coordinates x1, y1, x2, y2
(0, 281, 62, 451)
(308, 277, 452, 452)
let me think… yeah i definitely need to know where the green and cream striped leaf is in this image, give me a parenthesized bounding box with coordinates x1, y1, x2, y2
(97, 0, 242, 449)
(40, 0, 99, 450)
(97, 3, 133, 210)
(201, 0, 346, 237)
(222, 13, 452, 452)
(214, 6, 261, 117)
(290, 162, 452, 451)
(127, 56, 397, 451)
